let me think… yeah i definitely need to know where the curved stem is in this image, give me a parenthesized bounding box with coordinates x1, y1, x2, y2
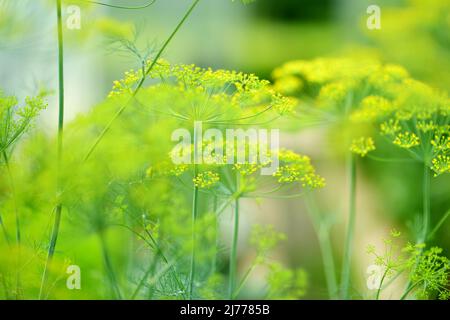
(375, 268, 389, 300)
(39, 0, 65, 300)
(81, 0, 156, 10)
(400, 282, 420, 300)
(341, 154, 357, 299)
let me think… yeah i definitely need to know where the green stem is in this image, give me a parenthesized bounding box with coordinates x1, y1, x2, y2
(428, 209, 450, 241)
(83, 0, 201, 162)
(39, 0, 65, 300)
(188, 165, 199, 299)
(2, 151, 20, 246)
(400, 282, 420, 300)
(131, 252, 159, 300)
(375, 268, 389, 300)
(304, 194, 338, 299)
(211, 195, 218, 274)
(2, 151, 21, 298)
(0, 212, 10, 245)
(420, 163, 430, 243)
(228, 197, 239, 299)
(232, 258, 257, 299)
(99, 232, 122, 299)
(401, 163, 432, 298)
(82, 0, 156, 10)
(143, 229, 186, 298)
(341, 154, 357, 300)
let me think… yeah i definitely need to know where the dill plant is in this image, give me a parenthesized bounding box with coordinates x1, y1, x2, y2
(107, 59, 323, 298)
(39, 0, 202, 299)
(273, 57, 450, 299)
(6, 53, 322, 299)
(0, 90, 46, 298)
(367, 229, 450, 300)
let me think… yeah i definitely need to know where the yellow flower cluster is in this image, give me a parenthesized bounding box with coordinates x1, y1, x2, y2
(273, 149, 325, 189)
(431, 155, 450, 176)
(273, 56, 450, 177)
(193, 171, 220, 189)
(393, 132, 420, 149)
(350, 137, 376, 157)
(233, 163, 261, 176)
(351, 96, 393, 122)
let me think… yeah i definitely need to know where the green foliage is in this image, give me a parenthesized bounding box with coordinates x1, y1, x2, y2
(266, 263, 308, 300)
(0, 90, 47, 155)
(367, 230, 450, 300)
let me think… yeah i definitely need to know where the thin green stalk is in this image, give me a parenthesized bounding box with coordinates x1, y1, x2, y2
(428, 209, 450, 241)
(304, 194, 338, 299)
(99, 232, 122, 299)
(232, 258, 257, 299)
(341, 154, 357, 300)
(211, 195, 218, 274)
(143, 229, 186, 298)
(2, 151, 21, 298)
(82, 0, 156, 10)
(420, 163, 430, 243)
(127, 224, 186, 299)
(0, 213, 10, 245)
(39, 0, 65, 300)
(401, 163, 432, 298)
(400, 282, 420, 300)
(83, 0, 201, 162)
(228, 197, 239, 300)
(2, 151, 20, 246)
(188, 165, 199, 299)
(375, 268, 389, 300)
(131, 252, 159, 300)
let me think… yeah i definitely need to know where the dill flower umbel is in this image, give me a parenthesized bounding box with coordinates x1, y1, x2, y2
(393, 132, 420, 149)
(193, 171, 220, 189)
(274, 149, 325, 189)
(350, 137, 376, 157)
(273, 57, 450, 176)
(431, 155, 450, 176)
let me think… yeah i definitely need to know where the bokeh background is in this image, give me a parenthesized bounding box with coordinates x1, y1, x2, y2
(0, 0, 449, 299)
